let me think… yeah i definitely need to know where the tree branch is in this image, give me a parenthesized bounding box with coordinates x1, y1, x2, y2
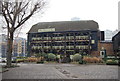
(2, 3, 10, 29)
(14, 1, 41, 29)
(5, 3, 13, 24)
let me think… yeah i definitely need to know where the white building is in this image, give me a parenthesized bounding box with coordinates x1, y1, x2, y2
(105, 29, 119, 41)
(104, 30, 113, 40)
(71, 17, 80, 21)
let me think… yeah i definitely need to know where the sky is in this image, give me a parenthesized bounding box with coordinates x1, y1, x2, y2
(3, 0, 119, 38)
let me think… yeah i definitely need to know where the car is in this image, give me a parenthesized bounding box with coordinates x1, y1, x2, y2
(1, 58, 7, 63)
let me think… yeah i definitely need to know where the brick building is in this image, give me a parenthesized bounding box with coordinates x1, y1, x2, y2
(99, 41, 114, 56)
(90, 41, 114, 57)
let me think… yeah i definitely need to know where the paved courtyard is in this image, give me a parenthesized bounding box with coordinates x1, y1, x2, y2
(1, 63, 119, 79)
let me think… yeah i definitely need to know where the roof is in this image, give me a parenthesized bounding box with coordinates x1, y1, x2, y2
(112, 31, 120, 41)
(28, 20, 99, 33)
(112, 31, 120, 39)
(100, 40, 112, 43)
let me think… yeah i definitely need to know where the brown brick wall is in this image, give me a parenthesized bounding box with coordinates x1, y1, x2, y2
(91, 41, 114, 56)
(91, 51, 100, 57)
(98, 41, 114, 56)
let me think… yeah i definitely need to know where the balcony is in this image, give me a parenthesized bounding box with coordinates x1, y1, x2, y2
(44, 46, 51, 49)
(32, 46, 42, 50)
(32, 37, 42, 41)
(76, 36, 89, 40)
(66, 46, 74, 49)
(52, 37, 64, 40)
(66, 36, 74, 40)
(43, 37, 51, 40)
(52, 46, 64, 49)
(76, 45, 89, 49)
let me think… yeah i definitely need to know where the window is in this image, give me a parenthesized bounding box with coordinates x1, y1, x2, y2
(91, 40, 95, 44)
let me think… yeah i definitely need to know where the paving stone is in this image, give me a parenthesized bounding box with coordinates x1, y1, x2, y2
(2, 64, 119, 79)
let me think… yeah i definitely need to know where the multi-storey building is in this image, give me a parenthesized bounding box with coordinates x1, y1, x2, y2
(0, 36, 27, 58)
(13, 37, 27, 57)
(0, 34, 7, 58)
(27, 20, 101, 57)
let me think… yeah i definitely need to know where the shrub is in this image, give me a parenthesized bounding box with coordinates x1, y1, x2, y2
(36, 61, 44, 64)
(17, 57, 26, 59)
(27, 57, 37, 62)
(16, 59, 24, 63)
(61, 57, 71, 63)
(79, 60, 87, 64)
(73, 54, 81, 62)
(106, 59, 118, 65)
(23, 59, 28, 63)
(83, 56, 103, 63)
(47, 53, 56, 61)
(35, 52, 46, 58)
(92, 57, 102, 63)
(83, 57, 92, 63)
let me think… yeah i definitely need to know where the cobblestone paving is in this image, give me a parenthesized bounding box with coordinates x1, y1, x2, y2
(2, 64, 68, 79)
(59, 64, 119, 79)
(2, 63, 119, 79)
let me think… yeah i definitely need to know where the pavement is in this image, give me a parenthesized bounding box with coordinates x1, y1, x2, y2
(1, 63, 119, 80)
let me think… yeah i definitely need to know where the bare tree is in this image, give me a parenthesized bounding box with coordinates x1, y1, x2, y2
(1, 0, 46, 67)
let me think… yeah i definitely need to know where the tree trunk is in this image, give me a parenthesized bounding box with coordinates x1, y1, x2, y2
(6, 32, 14, 67)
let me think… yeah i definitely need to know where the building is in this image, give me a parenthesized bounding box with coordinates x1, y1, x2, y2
(27, 20, 102, 57)
(98, 40, 114, 56)
(112, 29, 119, 36)
(104, 30, 113, 40)
(0, 1, 3, 34)
(0, 1, 2, 58)
(0, 34, 7, 58)
(71, 17, 80, 21)
(119, 1, 120, 31)
(13, 37, 27, 57)
(0, 35, 27, 58)
(112, 31, 120, 56)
